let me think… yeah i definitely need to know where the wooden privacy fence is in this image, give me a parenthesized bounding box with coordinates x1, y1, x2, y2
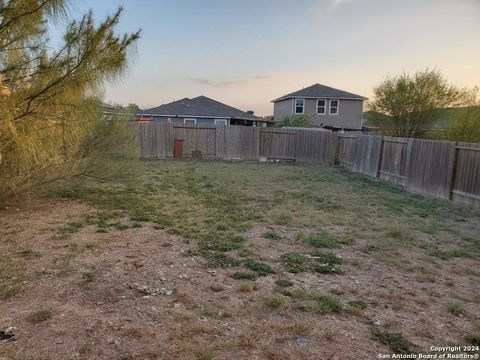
(134, 123, 480, 207)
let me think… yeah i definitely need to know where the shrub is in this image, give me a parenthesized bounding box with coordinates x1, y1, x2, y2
(276, 114, 312, 128)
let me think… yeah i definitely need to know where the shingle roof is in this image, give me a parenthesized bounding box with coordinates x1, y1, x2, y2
(137, 96, 259, 120)
(272, 83, 367, 102)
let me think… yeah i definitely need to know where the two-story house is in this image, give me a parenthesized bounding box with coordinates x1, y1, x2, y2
(272, 83, 367, 130)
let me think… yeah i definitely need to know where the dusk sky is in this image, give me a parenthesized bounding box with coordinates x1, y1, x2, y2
(61, 0, 480, 116)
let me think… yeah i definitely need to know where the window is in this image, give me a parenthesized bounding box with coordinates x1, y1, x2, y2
(184, 118, 196, 124)
(214, 119, 228, 125)
(317, 99, 326, 115)
(329, 100, 339, 115)
(294, 99, 304, 114)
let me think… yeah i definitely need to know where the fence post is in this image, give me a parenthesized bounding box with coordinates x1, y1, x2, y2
(376, 136, 384, 178)
(334, 133, 340, 165)
(449, 142, 459, 201)
(404, 138, 414, 189)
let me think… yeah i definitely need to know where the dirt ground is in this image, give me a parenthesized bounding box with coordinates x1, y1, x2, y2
(0, 161, 479, 360)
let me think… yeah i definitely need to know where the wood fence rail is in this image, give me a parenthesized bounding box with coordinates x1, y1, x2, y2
(133, 123, 480, 207)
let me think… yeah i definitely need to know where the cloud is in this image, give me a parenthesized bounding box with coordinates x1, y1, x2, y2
(188, 75, 270, 87)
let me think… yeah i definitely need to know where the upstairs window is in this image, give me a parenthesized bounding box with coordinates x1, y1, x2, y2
(329, 100, 339, 115)
(317, 99, 326, 115)
(294, 99, 304, 114)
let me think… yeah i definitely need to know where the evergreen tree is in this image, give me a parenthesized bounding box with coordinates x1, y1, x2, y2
(0, 0, 140, 196)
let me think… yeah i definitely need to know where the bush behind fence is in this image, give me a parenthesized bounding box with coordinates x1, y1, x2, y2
(134, 123, 480, 207)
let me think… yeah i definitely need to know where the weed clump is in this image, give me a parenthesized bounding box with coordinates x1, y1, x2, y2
(275, 279, 294, 288)
(232, 271, 257, 281)
(282, 289, 342, 314)
(263, 296, 284, 311)
(447, 302, 466, 316)
(372, 330, 413, 354)
(263, 230, 281, 240)
(243, 259, 274, 276)
(280, 252, 307, 273)
(204, 252, 241, 268)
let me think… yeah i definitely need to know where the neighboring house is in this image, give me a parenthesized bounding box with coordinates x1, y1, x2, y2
(101, 102, 132, 120)
(272, 83, 367, 130)
(136, 96, 267, 126)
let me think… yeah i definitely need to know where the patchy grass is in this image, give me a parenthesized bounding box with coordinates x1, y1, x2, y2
(1, 161, 478, 359)
(0, 252, 26, 299)
(465, 335, 480, 346)
(18, 249, 41, 259)
(372, 330, 413, 354)
(82, 271, 95, 282)
(347, 300, 367, 310)
(243, 259, 275, 276)
(262, 229, 281, 240)
(447, 302, 467, 316)
(280, 252, 307, 273)
(311, 251, 342, 274)
(27, 310, 53, 323)
(237, 282, 256, 293)
(232, 271, 257, 281)
(275, 279, 294, 288)
(279, 251, 341, 274)
(263, 296, 285, 311)
(203, 252, 241, 268)
(282, 289, 342, 314)
(430, 249, 474, 260)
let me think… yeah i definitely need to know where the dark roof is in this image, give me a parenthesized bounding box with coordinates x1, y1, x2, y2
(272, 83, 367, 102)
(137, 96, 259, 120)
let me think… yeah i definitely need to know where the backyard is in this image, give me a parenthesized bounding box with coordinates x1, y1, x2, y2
(0, 161, 479, 359)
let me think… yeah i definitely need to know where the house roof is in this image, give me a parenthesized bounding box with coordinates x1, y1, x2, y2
(137, 96, 259, 120)
(272, 83, 368, 102)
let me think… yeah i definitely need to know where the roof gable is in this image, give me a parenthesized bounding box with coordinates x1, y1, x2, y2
(138, 96, 258, 120)
(272, 83, 367, 102)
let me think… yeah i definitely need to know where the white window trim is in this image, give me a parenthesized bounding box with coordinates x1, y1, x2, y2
(214, 119, 228, 125)
(293, 98, 305, 115)
(184, 118, 197, 124)
(329, 99, 340, 116)
(316, 99, 327, 115)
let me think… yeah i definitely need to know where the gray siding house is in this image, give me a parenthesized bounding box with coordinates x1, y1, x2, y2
(136, 96, 266, 126)
(272, 83, 367, 130)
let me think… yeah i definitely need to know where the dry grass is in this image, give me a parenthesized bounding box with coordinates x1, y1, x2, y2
(0, 161, 479, 359)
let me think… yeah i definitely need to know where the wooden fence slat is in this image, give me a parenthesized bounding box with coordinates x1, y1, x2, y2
(406, 139, 457, 199)
(452, 142, 480, 207)
(352, 135, 383, 176)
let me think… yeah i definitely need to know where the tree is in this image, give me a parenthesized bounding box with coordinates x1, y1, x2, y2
(0, 0, 140, 196)
(124, 103, 140, 115)
(444, 87, 480, 143)
(276, 114, 312, 128)
(368, 69, 464, 138)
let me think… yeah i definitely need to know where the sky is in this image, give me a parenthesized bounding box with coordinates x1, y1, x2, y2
(53, 0, 480, 116)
